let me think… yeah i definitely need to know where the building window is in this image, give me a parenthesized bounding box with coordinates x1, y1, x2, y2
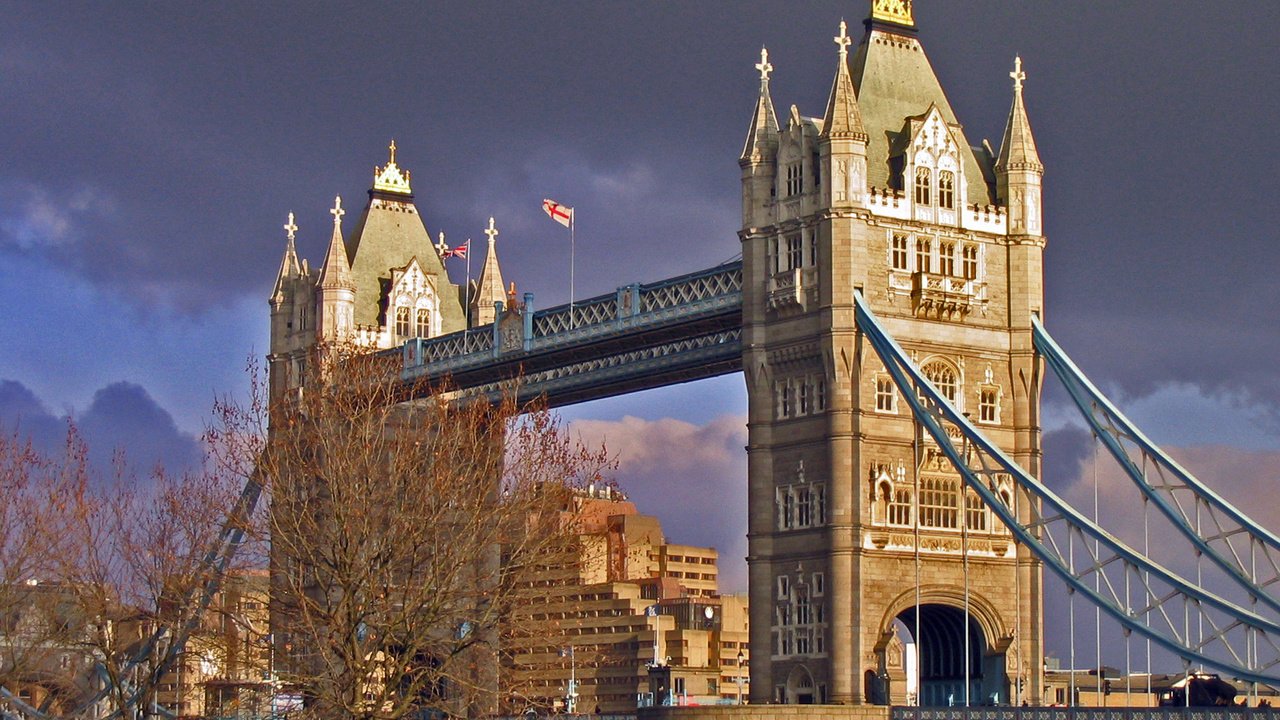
(889, 488, 913, 526)
(786, 163, 803, 197)
(979, 387, 1000, 423)
(875, 375, 896, 413)
(939, 242, 956, 276)
(812, 573, 824, 596)
(966, 491, 988, 531)
(782, 491, 794, 529)
(919, 477, 959, 529)
(809, 235, 819, 266)
(777, 575, 790, 599)
(922, 360, 958, 404)
(394, 306, 411, 337)
(962, 244, 979, 280)
(939, 170, 955, 209)
(786, 234, 803, 270)
(915, 237, 931, 273)
(778, 484, 826, 530)
(799, 382, 810, 415)
(781, 384, 794, 418)
(415, 308, 430, 337)
(796, 486, 812, 526)
(892, 233, 909, 270)
(914, 166, 931, 205)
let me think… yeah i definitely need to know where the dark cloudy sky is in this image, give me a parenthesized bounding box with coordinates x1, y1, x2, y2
(2, 2, 1278, 665)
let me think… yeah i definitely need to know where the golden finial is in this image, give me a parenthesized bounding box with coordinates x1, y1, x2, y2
(389, 139, 397, 164)
(871, 0, 914, 27)
(330, 196, 344, 225)
(373, 140, 413, 194)
(283, 212, 298, 241)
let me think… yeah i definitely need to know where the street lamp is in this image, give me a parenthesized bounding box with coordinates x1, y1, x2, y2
(562, 646, 577, 714)
(736, 650, 746, 705)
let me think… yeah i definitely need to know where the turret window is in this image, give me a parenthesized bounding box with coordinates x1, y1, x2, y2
(979, 386, 1001, 424)
(415, 308, 430, 338)
(786, 235, 803, 271)
(395, 306, 411, 337)
(938, 170, 955, 210)
(914, 166, 931, 205)
(874, 375, 896, 413)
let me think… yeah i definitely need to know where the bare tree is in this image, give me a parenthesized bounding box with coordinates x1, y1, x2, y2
(232, 347, 610, 720)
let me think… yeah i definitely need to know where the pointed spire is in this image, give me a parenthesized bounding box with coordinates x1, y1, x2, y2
(271, 212, 302, 304)
(821, 20, 867, 141)
(996, 56, 1043, 173)
(471, 217, 507, 325)
(318, 196, 354, 290)
(740, 47, 780, 163)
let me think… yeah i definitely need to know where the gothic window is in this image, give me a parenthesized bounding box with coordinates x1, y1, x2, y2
(777, 575, 790, 600)
(962, 244, 979, 280)
(815, 484, 826, 524)
(778, 483, 825, 530)
(915, 237, 931, 273)
(799, 382, 811, 415)
(786, 235, 803, 270)
(816, 379, 827, 411)
(782, 491, 794, 529)
(795, 591, 812, 625)
(875, 375, 896, 413)
(395, 306, 411, 337)
(768, 237, 779, 274)
(914, 166, 931, 205)
(812, 573, 824, 596)
(922, 360, 959, 404)
(889, 488, 913, 526)
(809, 234, 819, 266)
(965, 491, 988, 531)
(797, 486, 812, 526)
(919, 477, 959, 529)
(939, 170, 955, 210)
(891, 234, 909, 270)
(415, 308, 430, 338)
(780, 384, 794, 418)
(939, 242, 956, 276)
(786, 163, 803, 197)
(979, 387, 1000, 424)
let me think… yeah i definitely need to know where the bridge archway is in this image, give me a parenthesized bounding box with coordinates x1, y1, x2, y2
(784, 665, 816, 704)
(879, 589, 1010, 707)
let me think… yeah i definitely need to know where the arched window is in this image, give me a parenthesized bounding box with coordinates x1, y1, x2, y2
(938, 170, 955, 209)
(919, 477, 958, 529)
(939, 242, 956, 276)
(394, 306, 411, 337)
(889, 488, 912, 526)
(914, 166, 931, 205)
(962, 244, 979, 279)
(965, 491, 987, 531)
(915, 237, 931, 273)
(922, 360, 958, 403)
(415, 308, 430, 338)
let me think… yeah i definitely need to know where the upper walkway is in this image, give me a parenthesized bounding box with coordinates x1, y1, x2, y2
(397, 260, 744, 406)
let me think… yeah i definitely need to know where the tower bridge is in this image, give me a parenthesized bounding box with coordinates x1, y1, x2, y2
(8, 3, 1274, 719)
(265, 0, 1280, 711)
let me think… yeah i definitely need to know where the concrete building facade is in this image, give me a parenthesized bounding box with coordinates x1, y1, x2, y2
(739, 0, 1045, 707)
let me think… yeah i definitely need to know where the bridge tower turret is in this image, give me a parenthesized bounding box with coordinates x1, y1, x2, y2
(741, 1, 1045, 707)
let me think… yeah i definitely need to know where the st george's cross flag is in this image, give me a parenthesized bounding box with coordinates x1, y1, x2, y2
(542, 199, 573, 228)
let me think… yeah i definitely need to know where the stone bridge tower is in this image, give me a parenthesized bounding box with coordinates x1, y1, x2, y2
(740, 2, 1045, 706)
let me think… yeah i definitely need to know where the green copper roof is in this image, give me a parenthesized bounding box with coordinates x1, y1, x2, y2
(345, 191, 467, 334)
(849, 24, 994, 204)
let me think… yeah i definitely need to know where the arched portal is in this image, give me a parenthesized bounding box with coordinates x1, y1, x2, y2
(897, 604, 1005, 706)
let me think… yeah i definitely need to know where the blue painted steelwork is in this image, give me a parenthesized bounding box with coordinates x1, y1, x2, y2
(893, 708, 1280, 720)
(1033, 319, 1280, 615)
(399, 261, 744, 406)
(853, 292, 1280, 685)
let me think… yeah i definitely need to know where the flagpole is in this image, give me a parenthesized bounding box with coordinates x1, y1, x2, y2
(465, 239, 472, 329)
(569, 212, 576, 328)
